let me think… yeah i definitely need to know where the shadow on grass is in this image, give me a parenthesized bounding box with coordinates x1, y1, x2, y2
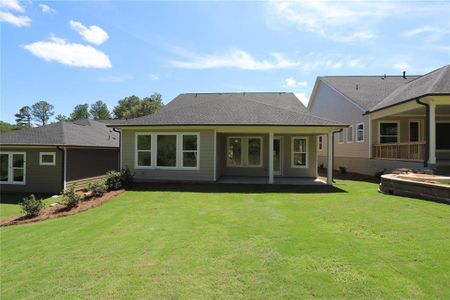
(129, 182, 347, 194)
(0, 193, 53, 205)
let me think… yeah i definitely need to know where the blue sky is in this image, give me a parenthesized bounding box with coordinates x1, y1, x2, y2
(1, 0, 449, 123)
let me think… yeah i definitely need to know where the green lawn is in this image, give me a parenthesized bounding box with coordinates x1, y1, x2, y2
(0, 194, 59, 219)
(1, 180, 449, 299)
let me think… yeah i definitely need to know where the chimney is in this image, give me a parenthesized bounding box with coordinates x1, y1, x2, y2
(403, 71, 406, 79)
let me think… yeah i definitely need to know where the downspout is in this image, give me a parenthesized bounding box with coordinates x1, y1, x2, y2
(331, 128, 343, 183)
(112, 128, 121, 170)
(416, 98, 429, 167)
(56, 146, 65, 192)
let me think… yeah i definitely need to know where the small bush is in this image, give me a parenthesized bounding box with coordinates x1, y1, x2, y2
(87, 180, 107, 198)
(105, 168, 131, 191)
(20, 194, 45, 217)
(339, 166, 347, 174)
(62, 185, 81, 208)
(375, 168, 387, 179)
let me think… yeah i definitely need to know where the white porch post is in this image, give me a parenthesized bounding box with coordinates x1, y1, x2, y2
(327, 132, 333, 185)
(269, 132, 274, 184)
(428, 103, 436, 165)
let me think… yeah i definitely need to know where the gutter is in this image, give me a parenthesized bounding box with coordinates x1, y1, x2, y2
(112, 128, 122, 170)
(56, 146, 66, 192)
(331, 128, 343, 183)
(415, 98, 429, 167)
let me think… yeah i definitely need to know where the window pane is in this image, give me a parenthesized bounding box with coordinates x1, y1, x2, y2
(248, 138, 261, 166)
(41, 154, 54, 163)
(137, 135, 151, 150)
(227, 138, 242, 166)
(157, 135, 177, 167)
(380, 136, 398, 144)
(380, 123, 398, 136)
(1, 154, 8, 182)
(13, 168, 24, 182)
(12, 154, 24, 168)
(294, 139, 306, 152)
(437, 123, 450, 150)
(183, 152, 197, 167)
(409, 122, 419, 142)
(338, 131, 344, 143)
(347, 127, 353, 141)
(293, 153, 306, 166)
(137, 151, 151, 166)
(183, 135, 197, 151)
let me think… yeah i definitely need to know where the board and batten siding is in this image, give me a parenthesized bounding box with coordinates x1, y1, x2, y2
(0, 147, 63, 194)
(121, 128, 215, 182)
(311, 80, 370, 159)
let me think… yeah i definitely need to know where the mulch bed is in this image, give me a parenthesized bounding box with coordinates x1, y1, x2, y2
(0, 189, 125, 227)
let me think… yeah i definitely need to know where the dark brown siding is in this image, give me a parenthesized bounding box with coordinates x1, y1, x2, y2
(0, 147, 63, 194)
(66, 148, 119, 181)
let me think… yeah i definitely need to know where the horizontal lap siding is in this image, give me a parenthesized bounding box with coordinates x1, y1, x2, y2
(122, 129, 215, 182)
(66, 148, 119, 182)
(0, 147, 62, 194)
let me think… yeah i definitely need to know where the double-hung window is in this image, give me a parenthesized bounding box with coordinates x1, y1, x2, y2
(0, 152, 26, 184)
(338, 131, 345, 144)
(379, 122, 399, 144)
(182, 134, 199, 168)
(356, 123, 365, 142)
(136, 134, 152, 167)
(347, 125, 353, 143)
(291, 137, 308, 168)
(226, 137, 262, 167)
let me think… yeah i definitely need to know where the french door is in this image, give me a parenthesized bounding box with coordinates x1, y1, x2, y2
(0, 152, 26, 184)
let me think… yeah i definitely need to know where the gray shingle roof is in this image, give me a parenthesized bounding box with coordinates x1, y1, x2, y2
(370, 65, 450, 112)
(320, 75, 420, 111)
(0, 119, 119, 147)
(112, 92, 344, 127)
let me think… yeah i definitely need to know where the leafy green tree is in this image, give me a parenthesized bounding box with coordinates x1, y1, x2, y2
(55, 114, 69, 122)
(0, 121, 19, 133)
(14, 106, 32, 127)
(140, 93, 163, 115)
(70, 104, 90, 120)
(90, 101, 111, 120)
(113, 94, 163, 119)
(31, 101, 54, 126)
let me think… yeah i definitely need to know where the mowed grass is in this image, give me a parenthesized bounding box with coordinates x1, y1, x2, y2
(0, 194, 58, 219)
(1, 180, 449, 299)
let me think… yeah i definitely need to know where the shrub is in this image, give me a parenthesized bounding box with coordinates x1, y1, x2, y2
(375, 168, 387, 179)
(339, 166, 347, 174)
(62, 185, 81, 208)
(20, 194, 45, 217)
(105, 168, 131, 191)
(87, 180, 107, 198)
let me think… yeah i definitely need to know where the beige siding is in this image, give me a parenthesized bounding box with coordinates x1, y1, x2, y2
(121, 128, 215, 182)
(371, 115, 427, 145)
(311, 81, 370, 158)
(0, 147, 63, 194)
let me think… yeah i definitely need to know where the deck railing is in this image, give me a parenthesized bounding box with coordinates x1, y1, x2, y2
(373, 141, 426, 161)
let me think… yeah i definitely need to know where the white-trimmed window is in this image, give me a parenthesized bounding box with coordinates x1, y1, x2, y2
(379, 121, 399, 144)
(226, 136, 262, 167)
(356, 123, 365, 143)
(182, 134, 199, 168)
(347, 125, 353, 143)
(0, 152, 26, 185)
(338, 130, 345, 144)
(135, 132, 200, 170)
(318, 135, 323, 150)
(39, 152, 56, 166)
(291, 137, 308, 168)
(136, 133, 152, 167)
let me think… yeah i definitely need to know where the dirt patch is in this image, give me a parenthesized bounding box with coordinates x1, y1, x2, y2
(1, 189, 125, 227)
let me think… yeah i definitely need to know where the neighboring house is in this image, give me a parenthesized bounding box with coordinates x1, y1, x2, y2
(0, 119, 119, 194)
(110, 92, 346, 185)
(308, 65, 450, 176)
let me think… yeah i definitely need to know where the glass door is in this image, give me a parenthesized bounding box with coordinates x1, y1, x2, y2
(273, 137, 282, 176)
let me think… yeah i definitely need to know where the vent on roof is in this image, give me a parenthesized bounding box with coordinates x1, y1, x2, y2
(356, 84, 359, 91)
(403, 71, 406, 79)
(381, 74, 386, 80)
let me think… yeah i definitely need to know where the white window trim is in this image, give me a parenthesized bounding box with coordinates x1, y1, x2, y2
(39, 152, 56, 166)
(134, 132, 200, 170)
(356, 122, 365, 143)
(337, 130, 345, 144)
(378, 121, 400, 144)
(408, 119, 421, 142)
(0, 152, 26, 185)
(226, 136, 263, 168)
(347, 125, 354, 143)
(318, 135, 323, 151)
(291, 136, 309, 169)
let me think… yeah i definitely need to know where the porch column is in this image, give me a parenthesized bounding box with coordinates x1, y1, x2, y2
(327, 132, 333, 185)
(269, 132, 274, 184)
(429, 103, 436, 165)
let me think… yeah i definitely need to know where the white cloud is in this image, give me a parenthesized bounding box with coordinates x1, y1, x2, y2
(23, 35, 112, 69)
(0, 0, 24, 12)
(70, 20, 109, 45)
(294, 93, 309, 107)
(149, 74, 160, 81)
(0, 10, 31, 27)
(283, 77, 307, 88)
(39, 4, 56, 14)
(265, 0, 397, 43)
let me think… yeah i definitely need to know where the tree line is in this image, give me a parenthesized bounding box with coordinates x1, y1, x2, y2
(12, 93, 163, 128)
